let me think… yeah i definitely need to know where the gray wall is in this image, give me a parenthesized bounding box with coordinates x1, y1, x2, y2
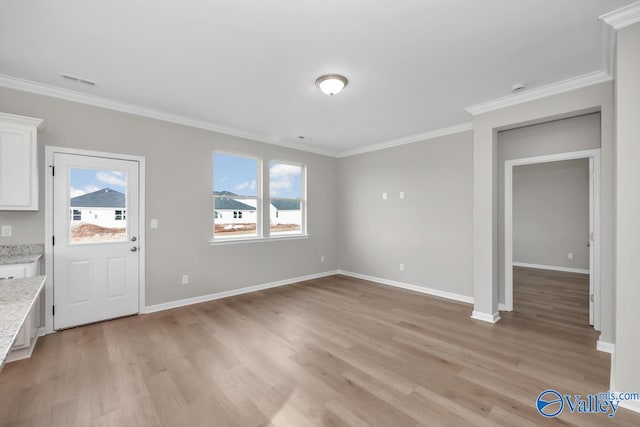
(614, 21, 640, 405)
(0, 87, 338, 306)
(0, 82, 617, 346)
(337, 131, 474, 298)
(498, 113, 600, 302)
(513, 159, 590, 271)
(472, 81, 614, 342)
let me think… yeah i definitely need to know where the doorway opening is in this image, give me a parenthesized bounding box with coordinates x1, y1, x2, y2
(504, 149, 600, 331)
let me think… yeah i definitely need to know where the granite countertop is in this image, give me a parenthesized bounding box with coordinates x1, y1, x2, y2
(0, 275, 46, 370)
(0, 244, 43, 266)
(0, 253, 42, 265)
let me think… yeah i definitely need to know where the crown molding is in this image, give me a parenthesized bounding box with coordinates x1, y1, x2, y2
(600, 21, 617, 76)
(0, 111, 44, 130)
(464, 71, 612, 116)
(0, 74, 475, 160)
(600, 1, 640, 30)
(336, 122, 473, 158)
(0, 65, 614, 160)
(0, 74, 338, 158)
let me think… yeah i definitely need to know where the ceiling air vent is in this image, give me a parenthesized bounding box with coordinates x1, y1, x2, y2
(61, 73, 96, 86)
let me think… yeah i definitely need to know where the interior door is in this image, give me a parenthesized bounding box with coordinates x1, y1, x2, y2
(53, 153, 140, 329)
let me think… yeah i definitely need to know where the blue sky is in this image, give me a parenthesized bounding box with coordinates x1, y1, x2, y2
(213, 153, 301, 199)
(70, 168, 127, 197)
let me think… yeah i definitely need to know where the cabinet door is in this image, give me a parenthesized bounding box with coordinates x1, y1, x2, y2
(0, 121, 38, 210)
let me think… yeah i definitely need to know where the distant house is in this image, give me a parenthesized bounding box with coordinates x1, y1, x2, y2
(270, 199, 301, 225)
(70, 188, 126, 228)
(214, 191, 257, 224)
(214, 191, 300, 225)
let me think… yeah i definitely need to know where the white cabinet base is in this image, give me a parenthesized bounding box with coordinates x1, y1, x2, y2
(1, 261, 42, 362)
(5, 327, 44, 363)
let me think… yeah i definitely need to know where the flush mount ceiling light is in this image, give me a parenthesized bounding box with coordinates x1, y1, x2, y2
(315, 74, 348, 96)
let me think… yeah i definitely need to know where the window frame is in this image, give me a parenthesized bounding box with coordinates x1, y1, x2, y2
(212, 151, 262, 242)
(210, 153, 309, 245)
(268, 160, 307, 238)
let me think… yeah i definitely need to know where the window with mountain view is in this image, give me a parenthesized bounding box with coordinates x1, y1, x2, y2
(213, 153, 259, 240)
(269, 162, 304, 236)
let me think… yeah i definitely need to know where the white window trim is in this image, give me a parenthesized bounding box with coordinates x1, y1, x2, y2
(209, 234, 310, 246)
(212, 151, 262, 241)
(211, 154, 307, 245)
(268, 159, 307, 238)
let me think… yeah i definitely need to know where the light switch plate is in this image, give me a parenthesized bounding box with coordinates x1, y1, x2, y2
(150, 219, 158, 229)
(1, 225, 12, 237)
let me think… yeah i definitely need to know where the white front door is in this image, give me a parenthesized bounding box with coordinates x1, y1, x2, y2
(53, 152, 140, 329)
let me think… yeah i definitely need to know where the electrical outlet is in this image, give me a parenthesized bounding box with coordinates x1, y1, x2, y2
(382, 192, 388, 200)
(182, 274, 189, 285)
(568, 252, 574, 260)
(399, 263, 405, 271)
(1, 225, 12, 237)
(399, 191, 405, 199)
(320, 255, 325, 263)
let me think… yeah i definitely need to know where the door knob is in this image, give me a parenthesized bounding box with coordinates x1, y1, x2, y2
(131, 246, 138, 252)
(131, 236, 137, 242)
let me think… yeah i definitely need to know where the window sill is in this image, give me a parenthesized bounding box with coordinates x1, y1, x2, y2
(209, 234, 310, 246)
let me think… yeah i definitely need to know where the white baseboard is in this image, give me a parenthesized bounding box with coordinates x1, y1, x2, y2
(37, 327, 46, 337)
(512, 262, 589, 275)
(471, 311, 501, 323)
(336, 270, 474, 305)
(498, 303, 507, 311)
(597, 340, 615, 354)
(621, 400, 640, 414)
(144, 270, 340, 314)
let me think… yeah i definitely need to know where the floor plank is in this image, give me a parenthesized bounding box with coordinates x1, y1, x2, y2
(1, 269, 638, 426)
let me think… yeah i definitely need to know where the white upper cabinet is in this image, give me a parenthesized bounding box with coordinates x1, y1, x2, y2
(0, 112, 43, 210)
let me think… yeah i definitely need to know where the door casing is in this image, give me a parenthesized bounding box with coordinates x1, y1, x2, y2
(503, 148, 600, 331)
(44, 146, 146, 334)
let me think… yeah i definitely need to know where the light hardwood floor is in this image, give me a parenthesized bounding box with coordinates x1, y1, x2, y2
(1, 270, 638, 426)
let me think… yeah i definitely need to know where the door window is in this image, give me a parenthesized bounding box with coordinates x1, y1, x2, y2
(69, 168, 128, 243)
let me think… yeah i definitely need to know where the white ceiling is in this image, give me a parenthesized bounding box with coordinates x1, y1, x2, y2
(0, 0, 635, 156)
